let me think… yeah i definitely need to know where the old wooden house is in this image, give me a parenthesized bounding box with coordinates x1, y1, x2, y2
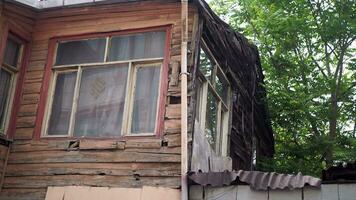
(0, 0, 274, 199)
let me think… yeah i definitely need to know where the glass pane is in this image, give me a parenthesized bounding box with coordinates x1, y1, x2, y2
(215, 74, 229, 104)
(74, 64, 128, 137)
(0, 69, 12, 131)
(109, 31, 166, 61)
(4, 38, 21, 67)
(131, 65, 160, 134)
(199, 47, 214, 80)
(55, 38, 106, 65)
(195, 78, 203, 122)
(48, 72, 77, 135)
(205, 89, 217, 150)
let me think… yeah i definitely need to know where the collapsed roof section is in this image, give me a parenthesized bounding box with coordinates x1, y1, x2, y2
(193, 0, 275, 169)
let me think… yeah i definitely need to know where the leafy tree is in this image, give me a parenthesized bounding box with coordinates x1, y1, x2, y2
(209, 0, 356, 176)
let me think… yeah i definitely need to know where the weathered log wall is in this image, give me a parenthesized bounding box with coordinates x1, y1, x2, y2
(0, 140, 10, 193)
(0, 1, 197, 199)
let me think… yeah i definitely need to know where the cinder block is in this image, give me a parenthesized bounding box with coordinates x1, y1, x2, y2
(189, 185, 204, 200)
(339, 184, 356, 200)
(269, 188, 302, 200)
(205, 186, 237, 200)
(237, 185, 267, 200)
(304, 187, 321, 200)
(321, 184, 339, 200)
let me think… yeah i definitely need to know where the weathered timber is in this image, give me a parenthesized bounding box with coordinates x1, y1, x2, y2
(3, 175, 180, 189)
(5, 163, 180, 177)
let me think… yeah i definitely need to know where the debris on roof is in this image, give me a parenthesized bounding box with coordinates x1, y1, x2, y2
(322, 162, 356, 183)
(189, 170, 321, 190)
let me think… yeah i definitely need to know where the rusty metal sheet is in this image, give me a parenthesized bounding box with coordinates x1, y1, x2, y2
(189, 170, 321, 190)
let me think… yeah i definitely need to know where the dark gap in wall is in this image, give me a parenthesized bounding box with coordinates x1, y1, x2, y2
(170, 96, 181, 104)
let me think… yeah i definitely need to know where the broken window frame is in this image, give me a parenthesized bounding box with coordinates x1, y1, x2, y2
(42, 30, 167, 138)
(0, 35, 24, 135)
(196, 40, 231, 156)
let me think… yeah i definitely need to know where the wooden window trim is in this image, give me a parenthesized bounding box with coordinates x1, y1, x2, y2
(0, 21, 31, 139)
(196, 39, 232, 156)
(34, 25, 172, 140)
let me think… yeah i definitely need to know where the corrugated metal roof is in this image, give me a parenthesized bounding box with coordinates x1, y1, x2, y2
(189, 170, 321, 190)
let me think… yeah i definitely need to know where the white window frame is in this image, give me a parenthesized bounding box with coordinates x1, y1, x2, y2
(0, 35, 24, 135)
(196, 40, 232, 156)
(42, 32, 166, 138)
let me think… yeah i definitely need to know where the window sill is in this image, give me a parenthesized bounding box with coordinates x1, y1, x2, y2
(37, 135, 164, 151)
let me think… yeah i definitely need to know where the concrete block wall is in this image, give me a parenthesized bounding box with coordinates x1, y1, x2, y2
(189, 184, 356, 200)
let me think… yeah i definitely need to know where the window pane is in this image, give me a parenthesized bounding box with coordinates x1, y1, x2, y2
(199, 47, 214, 80)
(195, 78, 203, 122)
(47, 72, 77, 135)
(131, 65, 160, 134)
(74, 64, 128, 137)
(109, 31, 166, 61)
(55, 38, 106, 65)
(4, 38, 21, 67)
(205, 89, 217, 150)
(215, 74, 229, 104)
(0, 69, 12, 131)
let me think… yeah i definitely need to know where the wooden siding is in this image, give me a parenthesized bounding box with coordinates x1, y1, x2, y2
(0, 1, 197, 199)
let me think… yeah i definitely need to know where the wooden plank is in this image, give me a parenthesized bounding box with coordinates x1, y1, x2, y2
(5, 162, 180, 177)
(11, 140, 70, 152)
(164, 119, 180, 134)
(8, 150, 180, 164)
(14, 128, 34, 139)
(165, 104, 181, 119)
(25, 71, 44, 81)
(3, 175, 180, 189)
(79, 140, 124, 150)
(18, 104, 38, 117)
(164, 134, 181, 147)
(125, 139, 162, 149)
(22, 94, 40, 105)
(23, 83, 42, 94)
(169, 61, 180, 86)
(16, 116, 36, 128)
(0, 145, 8, 159)
(37, 1, 180, 20)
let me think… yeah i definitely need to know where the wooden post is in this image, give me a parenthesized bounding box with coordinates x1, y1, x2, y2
(180, 0, 189, 200)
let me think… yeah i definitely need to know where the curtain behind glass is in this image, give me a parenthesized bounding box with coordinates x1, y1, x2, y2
(55, 38, 106, 66)
(131, 66, 160, 134)
(74, 64, 128, 137)
(47, 72, 77, 135)
(0, 70, 12, 130)
(4, 39, 21, 68)
(109, 31, 166, 61)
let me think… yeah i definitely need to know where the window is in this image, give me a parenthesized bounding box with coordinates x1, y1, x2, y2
(196, 41, 231, 155)
(43, 30, 167, 137)
(0, 35, 23, 135)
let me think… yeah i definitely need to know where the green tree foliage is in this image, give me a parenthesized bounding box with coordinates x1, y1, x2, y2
(209, 0, 356, 176)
